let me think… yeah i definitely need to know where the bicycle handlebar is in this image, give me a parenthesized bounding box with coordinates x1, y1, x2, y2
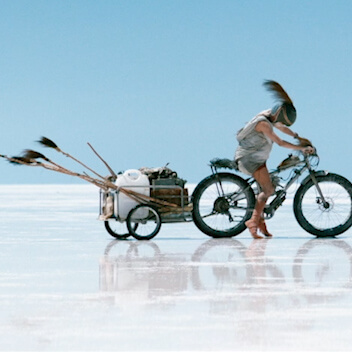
(301, 145, 316, 156)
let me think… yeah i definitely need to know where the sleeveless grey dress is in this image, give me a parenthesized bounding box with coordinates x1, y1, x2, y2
(234, 111, 273, 175)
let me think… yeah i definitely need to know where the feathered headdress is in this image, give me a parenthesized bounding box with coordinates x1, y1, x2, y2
(263, 80, 296, 126)
(263, 80, 294, 104)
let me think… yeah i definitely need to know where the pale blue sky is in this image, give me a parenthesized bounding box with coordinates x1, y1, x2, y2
(1, 0, 351, 184)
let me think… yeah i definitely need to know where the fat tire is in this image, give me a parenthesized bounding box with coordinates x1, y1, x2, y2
(192, 173, 255, 238)
(293, 173, 352, 237)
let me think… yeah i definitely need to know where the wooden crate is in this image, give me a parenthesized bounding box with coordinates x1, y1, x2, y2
(150, 188, 189, 207)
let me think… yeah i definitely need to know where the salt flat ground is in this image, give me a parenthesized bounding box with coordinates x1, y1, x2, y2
(1, 184, 352, 351)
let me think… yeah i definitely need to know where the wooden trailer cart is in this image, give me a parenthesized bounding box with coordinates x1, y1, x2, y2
(99, 168, 193, 240)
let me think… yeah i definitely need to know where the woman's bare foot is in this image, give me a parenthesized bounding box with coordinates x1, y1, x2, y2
(258, 218, 273, 237)
(245, 219, 263, 239)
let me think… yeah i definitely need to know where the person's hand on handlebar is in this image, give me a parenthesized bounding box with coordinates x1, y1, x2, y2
(295, 136, 312, 147)
(295, 135, 315, 154)
(301, 146, 315, 155)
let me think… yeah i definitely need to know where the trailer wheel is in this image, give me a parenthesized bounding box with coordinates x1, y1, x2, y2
(127, 204, 161, 240)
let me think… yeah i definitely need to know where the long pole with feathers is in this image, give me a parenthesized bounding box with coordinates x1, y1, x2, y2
(1, 138, 182, 209)
(0, 153, 110, 190)
(0, 153, 180, 208)
(37, 137, 107, 182)
(87, 142, 117, 180)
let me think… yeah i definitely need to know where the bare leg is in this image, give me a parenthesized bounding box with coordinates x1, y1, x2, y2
(245, 164, 274, 239)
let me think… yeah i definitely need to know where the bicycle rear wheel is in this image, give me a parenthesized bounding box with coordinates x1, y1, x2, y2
(192, 173, 255, 238)
(294, 173, 352, 237)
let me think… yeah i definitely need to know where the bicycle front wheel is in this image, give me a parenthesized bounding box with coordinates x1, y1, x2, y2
(192, 173, 255, 238)
(294, 173, 352, 237)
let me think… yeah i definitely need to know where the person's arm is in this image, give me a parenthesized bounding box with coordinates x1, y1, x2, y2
(273, 121, 299, 138)
(273, 121, 313, 147)
(256, 121, 313, 153)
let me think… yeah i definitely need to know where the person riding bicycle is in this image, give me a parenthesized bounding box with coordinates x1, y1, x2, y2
(235, 80, 314, 239)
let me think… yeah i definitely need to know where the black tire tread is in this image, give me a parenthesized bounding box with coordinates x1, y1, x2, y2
(192, 173, 255, 238)
(293, 173, 352, 237)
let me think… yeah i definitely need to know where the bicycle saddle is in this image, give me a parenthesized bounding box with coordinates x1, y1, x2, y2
(209, 158, 237, 170)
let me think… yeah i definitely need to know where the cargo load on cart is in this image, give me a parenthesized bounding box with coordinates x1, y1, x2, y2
(99, 165, 192, 240)
(1, 136, 192, 241)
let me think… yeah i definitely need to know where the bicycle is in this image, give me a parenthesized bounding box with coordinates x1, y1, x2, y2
(192, 150, 352, 238)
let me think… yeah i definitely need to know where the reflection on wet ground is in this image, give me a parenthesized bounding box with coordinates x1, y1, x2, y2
(2, 185, 352, 350)
(100, 238, 352, 306)
(97, 238, 352, 351)
(3, 234, 352, 350)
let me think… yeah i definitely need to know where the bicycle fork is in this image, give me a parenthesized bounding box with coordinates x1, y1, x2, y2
(308, 170, 329, 208)
(303, 156, 329, 208)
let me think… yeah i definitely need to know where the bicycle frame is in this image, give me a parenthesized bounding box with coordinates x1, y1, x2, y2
(210, 153, 325, 220)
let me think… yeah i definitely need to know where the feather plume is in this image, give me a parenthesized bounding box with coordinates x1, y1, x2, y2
(23, 149, 48, 161)
(263, 80, 293, 105)
(8, 156, 32, 165)
(37, 136, 59, 149)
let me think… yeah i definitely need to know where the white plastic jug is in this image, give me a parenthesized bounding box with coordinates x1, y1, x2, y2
(115, 169, 150, 220)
